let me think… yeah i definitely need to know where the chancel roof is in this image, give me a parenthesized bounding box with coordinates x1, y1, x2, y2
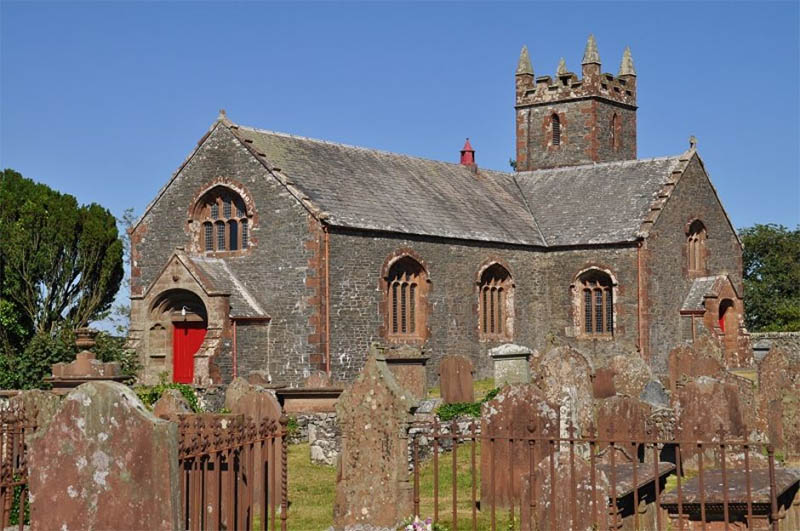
(229, 120, 691, 248)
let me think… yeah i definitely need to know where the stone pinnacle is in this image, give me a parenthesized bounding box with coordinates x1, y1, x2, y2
(557, 57, 567, 75)
(582, 34, 601, 65)
(516, 45, 533, 75)
(619, 46, 636, 76)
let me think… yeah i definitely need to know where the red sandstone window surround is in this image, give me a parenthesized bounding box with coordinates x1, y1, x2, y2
(478, 263, 514, 340)
(577, 269, 614, 337)
(551, 114, 562, 146)
(193, 186, 252, 254)
(687, 220, 707, 275)
(611, 113, 622, 151)
(385, 256, 428, 341)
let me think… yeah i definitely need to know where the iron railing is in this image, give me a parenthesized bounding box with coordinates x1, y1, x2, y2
(177, 413, 288, 531)
(410, 418, 800, 531)
(0, 406, 34, 530)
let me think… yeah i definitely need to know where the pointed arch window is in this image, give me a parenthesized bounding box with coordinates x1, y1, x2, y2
(552, 114, 562, 146)
(386, 256, 428, 340)
(687, 220, 707, 275)
(193, 186, 253, 254)
(577, 269, 614, 337)
(478, 264, 514, 340)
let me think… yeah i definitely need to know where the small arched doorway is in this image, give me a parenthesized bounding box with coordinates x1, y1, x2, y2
(150, 289, 208, 384)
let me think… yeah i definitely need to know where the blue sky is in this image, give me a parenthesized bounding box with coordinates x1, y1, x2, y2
(2, 1, 799, 234)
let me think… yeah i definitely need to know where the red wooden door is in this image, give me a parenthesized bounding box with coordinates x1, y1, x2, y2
(173, 322, 207, 384)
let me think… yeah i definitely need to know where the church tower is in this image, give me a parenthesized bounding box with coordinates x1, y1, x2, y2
(515, 36, 638, 172)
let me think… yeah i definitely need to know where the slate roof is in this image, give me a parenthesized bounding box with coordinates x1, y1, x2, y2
(681, 275, 725, 312)
(231, 122, 689, 247)
(514, 156, 684, 246)
(187, 256, 268, 318)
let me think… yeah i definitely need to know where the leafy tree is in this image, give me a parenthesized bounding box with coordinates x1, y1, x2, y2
(740, 224, 800, 332)
(0, 169, 124, 335)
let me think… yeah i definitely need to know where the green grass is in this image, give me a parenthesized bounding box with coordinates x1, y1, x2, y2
(288, 440, 518, 531)
(428, 378, 497, 401)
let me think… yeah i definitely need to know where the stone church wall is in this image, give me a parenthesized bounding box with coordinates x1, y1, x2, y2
(643, 155, 743, 373)
(326, 228, 641, 384)
(129, 124, 318, 386)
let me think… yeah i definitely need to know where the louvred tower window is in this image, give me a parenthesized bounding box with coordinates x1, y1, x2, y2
(193, 186, 252, 254)
(551, 114, 562, 146)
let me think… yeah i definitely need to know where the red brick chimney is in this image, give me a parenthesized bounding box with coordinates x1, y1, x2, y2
(460, 138, 475, 166)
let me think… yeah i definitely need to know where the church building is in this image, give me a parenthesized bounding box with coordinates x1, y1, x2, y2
(127, 36, 749, 388)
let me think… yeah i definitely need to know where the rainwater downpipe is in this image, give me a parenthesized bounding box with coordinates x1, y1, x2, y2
(324, 224, 331, 376)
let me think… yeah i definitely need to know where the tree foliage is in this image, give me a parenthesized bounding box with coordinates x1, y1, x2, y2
(0, 169, 124, 335)
(741, 224, 800, 332)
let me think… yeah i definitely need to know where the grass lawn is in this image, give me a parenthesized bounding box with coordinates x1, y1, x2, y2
(288, 440, 518, 531)
(427, 378, 497, 402)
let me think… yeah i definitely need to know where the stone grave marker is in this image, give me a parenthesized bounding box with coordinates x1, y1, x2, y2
(304, 370, 333, 388)
(757, 347, 800, 456)
(490, 343, 532, 385)
(520, 454, 611, 531)
(333, 348, 415, 529)
(480, 384, 559, 509)
(594, 395, 651, 464)
(438, 355, 474, 404)
(8, 389, 61, 432)
(534, 345, 594, 436)
(592, 367, 617, 399)
(607, 352, 653, 398)
(28, 381, 180, 531)
(639, 380, 670, 408)
(667, 336, 724, 395)
(153, 388, 192, 419)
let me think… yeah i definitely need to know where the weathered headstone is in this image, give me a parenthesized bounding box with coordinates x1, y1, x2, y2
(607, 353, 652, 397)
(757, 347, 800, 456)
(639, 380, 670, 408)
(438, 355, 474, 404)
(8, 389, 61, 432)
(667, 336, 724, 395)
(153, 388, 192, 419)
(382, 345, 429, 400)
(490, 343, 532, 385)
(304, 370, 333, 388)
(520, 454, 611, 531)
(592, 367, 617, 399)
(594, 395, 651, 464)
(28, 381, 180, 531)
(480, 384, 559, 509)
(333, 349, 415, 529)
(533, 346, 594, 436)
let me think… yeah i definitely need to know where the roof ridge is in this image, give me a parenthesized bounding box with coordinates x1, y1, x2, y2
(236, 124, 514, 176)
(515, 153, 683, 178)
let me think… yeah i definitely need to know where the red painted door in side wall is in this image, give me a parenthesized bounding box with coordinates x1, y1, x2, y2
(173, 322, 207, 384)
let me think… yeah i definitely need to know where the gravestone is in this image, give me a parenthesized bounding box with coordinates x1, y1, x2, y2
(153, 388, 192, 419)
(333, 349, 415, 529)
(667, 336, 724, 395)
(8, 389, 61, 432)
(438, 355, 474, 404)
(607, 353, 652, 397)
(594, 395, 651, 464)
(28, 381, 180, 531)
(639, 380, 670, 408)
(534, 346, 594, 436)
(520, 455, 611, 531)
(480, 384, 559, 509)
(757, 347, 800, 456)
(592, 367, 617, 399)
(490, 343, 532, 385)
(305, 370, 333, 388)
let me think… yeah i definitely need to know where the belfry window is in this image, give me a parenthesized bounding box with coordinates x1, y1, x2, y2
(577, 269, 614, 337)
(386, 256, 427, 340)
(687, 220, 707, 275)
(478, 264, 514, 340)
(552, 114, 561, 146)
(193, 186, 252, 253)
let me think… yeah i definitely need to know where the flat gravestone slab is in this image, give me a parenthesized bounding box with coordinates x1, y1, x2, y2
(438, 355, 474, 404)
(29, 381, 180, 531)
